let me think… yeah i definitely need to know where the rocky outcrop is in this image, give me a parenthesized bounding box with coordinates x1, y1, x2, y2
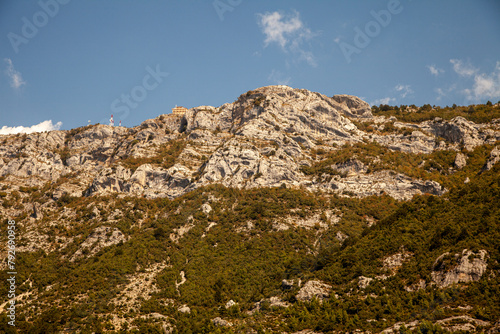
(296, 280, 332, 302)
(319, 170, 445, 201)
(332, 94, 373, 118)
(483, 146, 500, 171)
(454, 152, 468, 169)
(212, 317, 232, 327)
(1, 86, 498, 205)
(381, 320, 421, 333)
(374, 130, 439, 154)
(358, 276, 373, 289)
(431, 249, 488, 288)
(282, 279, 300, 290)
(382, 251, 413, 274)
(70, 226, 127, 262)
(419, 117, 500, 151)
(177, 305, 191, 313)
(436, 315, 490, 333)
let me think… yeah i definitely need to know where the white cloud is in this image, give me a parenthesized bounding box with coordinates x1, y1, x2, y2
(465, 61, 500, 101)
(267, 69, 291, 85)
(450, 59, 477, 77)
(370, 97, 396, 106)
(257, 11, 317, 66)
(0, 120, 63, 135)
(296, 49, 316, 67)
(448, 59, 500, 102)
(4, 58, 26, 89)
(258, 11, 304, 48)
(435, 88, 445, 100)
(395, 84, 413, 98)
(427, 65, 444, 76)
(369, 85, 411, 107)
(435, 87, 451, 101)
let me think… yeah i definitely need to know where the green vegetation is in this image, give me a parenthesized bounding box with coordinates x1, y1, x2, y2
(372, 102, 500, 123)
(289, 164, 500, 333)
(303, 141, 499, 189)
(121, 139, 186, 171)
(2, 160, 499, 332)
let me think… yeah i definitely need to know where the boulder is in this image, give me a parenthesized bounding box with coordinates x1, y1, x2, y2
(454, 152, 468, 169)
(296, 280, 332, 302)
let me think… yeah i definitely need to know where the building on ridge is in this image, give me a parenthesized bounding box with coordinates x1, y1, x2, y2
(172, 106, 188, 116)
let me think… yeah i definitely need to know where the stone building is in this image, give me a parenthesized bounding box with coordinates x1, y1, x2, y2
(172, 106, 188, 116)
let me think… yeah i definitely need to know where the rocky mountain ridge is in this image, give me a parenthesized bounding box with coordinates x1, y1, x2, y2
(1, 85, 498, 205)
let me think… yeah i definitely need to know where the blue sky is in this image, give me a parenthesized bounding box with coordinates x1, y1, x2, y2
(1, 0, 499, 133)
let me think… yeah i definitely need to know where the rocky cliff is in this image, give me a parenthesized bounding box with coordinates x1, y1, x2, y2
(2, 85, 498, 206)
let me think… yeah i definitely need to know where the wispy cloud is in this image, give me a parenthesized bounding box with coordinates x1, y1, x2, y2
(267, 69, 291, 85)
(465, 61, 500, 101)
(427, 64, 444, 77)
(435, 88, 445, 101)
(4, 58, 26, 89)
(370, 97, 396, 106)
(450, 59, 477, 77)
(0, 120, 62, 135)
(433, 84, 456, 102)
(257, 10, 317, 66)
(447, 59, 500, 102)
(395, 84, 413, 98)
(370, 84, 412, 106)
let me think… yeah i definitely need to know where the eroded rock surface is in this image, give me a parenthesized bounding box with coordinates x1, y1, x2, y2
(431, 249, 488, 288)
(296, 280, 332, 302)
(1, 86, 498, 204)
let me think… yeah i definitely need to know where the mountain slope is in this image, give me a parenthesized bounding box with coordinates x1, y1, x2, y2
(1, 86, 500, 333)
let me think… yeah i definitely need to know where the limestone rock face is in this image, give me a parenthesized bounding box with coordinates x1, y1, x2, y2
(70, 226, 127, 262)
(1, 86, 499, 205)
(177, 305, 191, 314)
(358, 276, 373, 289)
(420, 117, 500, 150)
(212, 317, 232, 327)
(431, 249, 488, 288)
(296, 280, 332, 302)
(436, 316, 491, 333)
(225, 300, 237, 309)
(319, 170, 445, 201)
(374, 130, 438, 154)
(454, 152, 468, 169)
(382, 251, 413, 276)
(332, 94, 373, 118)
(484, 146, 500, 171)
